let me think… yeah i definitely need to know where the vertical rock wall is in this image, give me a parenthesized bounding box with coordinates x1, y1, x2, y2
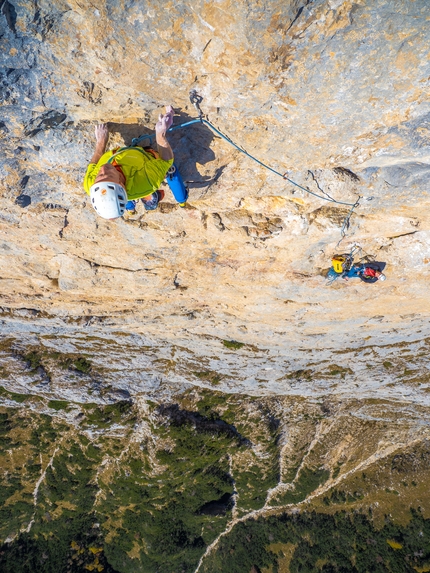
(0, 0, 429, 399)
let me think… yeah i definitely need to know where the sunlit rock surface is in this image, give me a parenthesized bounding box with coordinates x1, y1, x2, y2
(1, 0, 429, 400)
(1, 0, 430, 571)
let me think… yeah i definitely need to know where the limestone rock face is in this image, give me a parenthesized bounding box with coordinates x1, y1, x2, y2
(1, 3, 430, 571)
(0, 0, 430, 402)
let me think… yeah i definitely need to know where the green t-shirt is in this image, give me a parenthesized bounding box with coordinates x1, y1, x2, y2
(83, 148, 173, 200)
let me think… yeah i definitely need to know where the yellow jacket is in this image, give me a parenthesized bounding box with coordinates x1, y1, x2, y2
(83, 147, 173, 200)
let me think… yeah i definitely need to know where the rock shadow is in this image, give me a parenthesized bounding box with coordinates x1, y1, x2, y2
(157, 403, 251, 446)
(196, 492, 234, 516)
(15, 194, 31, 208)
(168, 108, 225, 190)
(108, 109, 225, 191)
(367, 261, 386, 272)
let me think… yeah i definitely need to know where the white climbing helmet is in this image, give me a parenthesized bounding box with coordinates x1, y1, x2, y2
(89, 182, 127, 219)
(378, 273, 386, 281)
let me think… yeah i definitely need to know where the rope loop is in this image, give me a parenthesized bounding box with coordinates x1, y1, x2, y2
(131, 102, 361, 239)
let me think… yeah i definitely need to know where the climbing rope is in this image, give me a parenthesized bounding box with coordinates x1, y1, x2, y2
(336, 196, 362, 247)
(131, 91, 361, 236)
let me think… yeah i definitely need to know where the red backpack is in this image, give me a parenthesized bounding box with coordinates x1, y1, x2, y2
(362, 267, 377, 278)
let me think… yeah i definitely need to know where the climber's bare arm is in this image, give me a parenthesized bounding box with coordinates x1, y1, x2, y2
(90, 124, 109, 164)
(155, 106, 174, 162)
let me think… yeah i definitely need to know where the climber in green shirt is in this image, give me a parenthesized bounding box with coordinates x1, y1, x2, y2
(84, 106, 174, 219)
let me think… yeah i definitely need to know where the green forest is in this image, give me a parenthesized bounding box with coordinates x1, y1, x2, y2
(201, 508, 430, 573)
(0, 387, 429, 572)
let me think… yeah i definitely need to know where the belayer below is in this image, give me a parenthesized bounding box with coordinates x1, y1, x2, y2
(83, 106, 175, 219)
(342, 263, 386, 283)
(328, 262, 386, 283)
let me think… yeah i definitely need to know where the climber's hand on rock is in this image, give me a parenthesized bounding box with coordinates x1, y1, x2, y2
(165, 105, 174, 121)
(95, 124, 109, 147)
(90, 124, 109, 164)
(155, 106, 174, 136)
(155, 107, 174, 161)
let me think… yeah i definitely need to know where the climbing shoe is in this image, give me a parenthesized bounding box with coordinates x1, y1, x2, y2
(125, 200, 137, 214)
(142, 190, 164, 211)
